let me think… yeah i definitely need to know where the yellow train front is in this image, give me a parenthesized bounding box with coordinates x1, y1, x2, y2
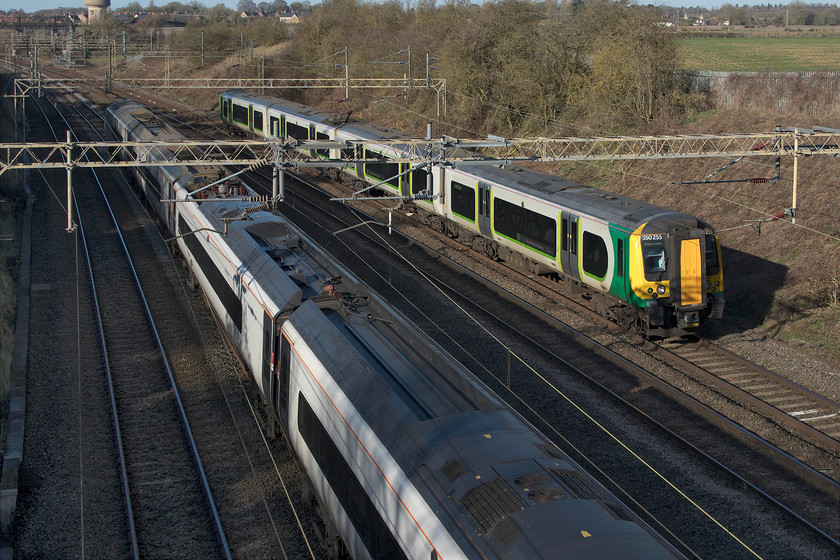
(626, 217, 724, 337)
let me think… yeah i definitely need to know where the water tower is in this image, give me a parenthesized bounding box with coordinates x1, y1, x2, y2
(84, 0, 110, 21)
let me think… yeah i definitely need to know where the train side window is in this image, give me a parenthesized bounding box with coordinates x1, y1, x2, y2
(315, 129, 330, 158)
(253, 110, 264, 133)
(298, 395, 408, 559)
(287, 121, 307, 141)
(277, 333, 290, 414)
(411, 168, 430, 197)
(232, 103, 248, 126)
(450, 181, 476, 221)
(494, 198, 556, 257)
(177, 215, 242, 331)
(582, 231, 608, 279)
(269, 116, 280, 138)
(561, 218, 568, 252)
(262, 314, 273, 392)
(364, 150, 400, 188)
(221, 98, 230, 122)
(617, 239, 624, 277)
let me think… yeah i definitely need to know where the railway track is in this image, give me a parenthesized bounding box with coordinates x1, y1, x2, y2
(104, 99, 840, 553)
(3, 75, 324, 558)
(9, 65, 836, 556)
(291, 164, 840, 464)
(239, 166, 840, 558)
(31, 88, 230, 558)
(656, 337, 840, 449)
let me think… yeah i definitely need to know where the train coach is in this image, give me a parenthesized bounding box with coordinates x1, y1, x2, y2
(220, 90, 725, 337)
(107, 98, 688, 559)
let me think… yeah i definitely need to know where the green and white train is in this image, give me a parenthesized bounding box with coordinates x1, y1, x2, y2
(221, 90, 725, 337)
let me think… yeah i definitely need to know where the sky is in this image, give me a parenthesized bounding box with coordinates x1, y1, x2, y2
(0, 0, 232, 11)
(0, 0, 738, 16)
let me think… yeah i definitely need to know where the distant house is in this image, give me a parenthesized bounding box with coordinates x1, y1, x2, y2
(277, 12, 300, 23)
(240, 10, 300, 23)
(0, 14, 34, 24)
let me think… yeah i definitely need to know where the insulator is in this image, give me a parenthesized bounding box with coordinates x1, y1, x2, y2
(750, 177, 768, 183)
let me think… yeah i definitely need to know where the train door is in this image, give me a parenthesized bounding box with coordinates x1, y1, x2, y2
(308, 124, 316, 157)
(248, 105, 254, 133)
(410, 166, 432, 203)
(262, 314, 274, 401)
(477, 182, 492, 237)
(616, 237, 629, 300)
(560, 212, 580, 279)
(668, 228, 705, 309)
(274, 333, 291, 428)
(269, 114, 283, 138)
(220, 97, 231, 123)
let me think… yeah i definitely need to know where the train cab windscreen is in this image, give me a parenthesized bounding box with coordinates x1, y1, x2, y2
(641, 235, 667, 281)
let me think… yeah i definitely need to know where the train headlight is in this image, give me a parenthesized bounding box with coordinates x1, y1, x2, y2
(714, 281, 720, 287)
(711, 286, 716, 292)
(656, 285, 666, 295)
(647, 288, 653, 294)
(705, 281, 711, 289)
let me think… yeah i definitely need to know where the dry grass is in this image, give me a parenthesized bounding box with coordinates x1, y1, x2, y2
(0, 192, 19, 445)
(88, 49, 840, 364)
(1, 76, 25, 443)
(0, 265, 13, 401)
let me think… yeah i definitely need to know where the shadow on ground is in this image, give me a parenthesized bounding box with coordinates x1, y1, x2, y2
(702, 245, 788, 337)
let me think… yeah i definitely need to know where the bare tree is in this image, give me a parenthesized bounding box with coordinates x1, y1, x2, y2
(719, 3, 746, 26)
(237, 0, 258, 12)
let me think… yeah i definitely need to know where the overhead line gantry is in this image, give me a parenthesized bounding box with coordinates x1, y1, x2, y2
(2, 127, 838, 226)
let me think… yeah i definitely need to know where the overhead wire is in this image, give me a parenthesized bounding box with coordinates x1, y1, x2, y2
(313, 200, 764, 559)
(38, 41, 798, 557)
(287, 53, 839, 244)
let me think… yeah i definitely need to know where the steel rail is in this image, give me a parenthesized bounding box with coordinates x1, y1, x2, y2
(251, 168, 840, 551)
(29, 92, 142, 560)
(36, 88, 232, 560)
(653, 338, 840, 455)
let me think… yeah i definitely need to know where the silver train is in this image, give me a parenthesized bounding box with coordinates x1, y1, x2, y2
(106, 99, 686, 559)
(219, 90, 725, 337)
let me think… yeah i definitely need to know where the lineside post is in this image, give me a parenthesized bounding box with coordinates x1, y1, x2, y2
(792, 129, 798, 224)
(272, 165, 280, 210)
(65, 131, 76, 232)
(271, 120, 284, 210)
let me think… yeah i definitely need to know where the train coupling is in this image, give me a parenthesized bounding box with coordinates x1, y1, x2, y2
(678, 311, 700, 329)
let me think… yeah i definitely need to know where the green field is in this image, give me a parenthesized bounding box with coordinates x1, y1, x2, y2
(678, 36, 840, 71)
